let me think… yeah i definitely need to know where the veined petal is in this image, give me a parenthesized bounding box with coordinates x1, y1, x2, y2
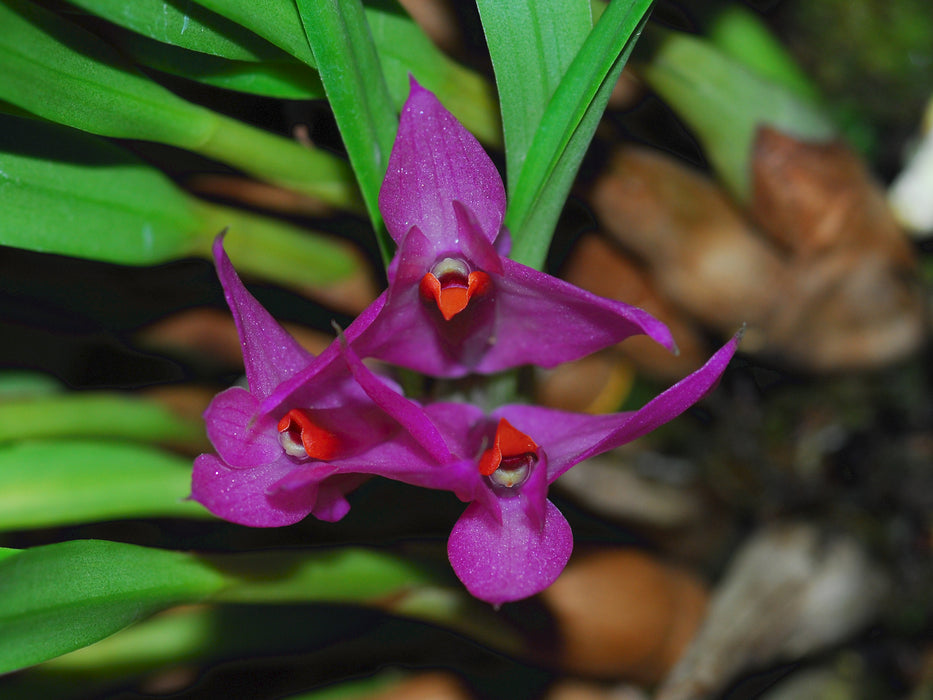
(379, 77, 506, 249)
(204, 387, 280, 468)
(448, 498, 572, 606)
(213, 234, 313, 398)
(191, 453, 317, 527)
(473, 258, 676, 374)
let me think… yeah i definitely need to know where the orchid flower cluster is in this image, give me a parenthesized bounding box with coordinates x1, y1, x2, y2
(193, 80, 739, 605)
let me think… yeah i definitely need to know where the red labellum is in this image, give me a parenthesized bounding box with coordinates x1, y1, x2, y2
(419, 258, 490, 321)
(277, 408, 339, 461)
(479, 418, 538, 488)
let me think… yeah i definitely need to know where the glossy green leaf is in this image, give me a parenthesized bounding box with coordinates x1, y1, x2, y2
(0, 113, 358, 286)
(364, 0, 500, 147)
(0, 541, 472, 673)
(642, 31, 836, 200)
(0, 371, 63, 399)
(195, 0, 500, 145)
(0, 0, 359, 208)
(507, 0, 655, 269)
(476, 0, 592, 190)
(295, 0, 397, 264)
(0, 393, 203, 446)
(0, 440, 208, 531)
(65, 0, 283, 60)
(0, 540, 228, 673)
(118, 33, 325, 99)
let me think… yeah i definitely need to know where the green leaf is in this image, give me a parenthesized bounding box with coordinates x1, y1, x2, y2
(0, 393, 203, 446)
(0, 113, 359, 286)
(476, 0, 592, 192)
(0, 0, 359, 208)
(64, 0, 284, 60)
(641, 31, 836, 201)
(0, 540, 229, 673)
(507, 0, 655, 269)
(0, 440, 208, 531)
(195, 0, 500, 145)
(295, 0, 397, 265)
(118, 33, 325, 99)
(364, 0, 501, 147)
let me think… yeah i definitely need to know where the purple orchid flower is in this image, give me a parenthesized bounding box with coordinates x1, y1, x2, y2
(344, 333, 740, 605)
(192, 236, 453, 527)
(350, 78, 676, 377)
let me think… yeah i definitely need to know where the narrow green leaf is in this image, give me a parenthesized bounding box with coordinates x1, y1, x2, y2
(0, 540, 229, 673)
(0, 0, 359, 208)
(0, 371, 63, 399)
(0, 113, 359, 286)
(65, 0, 283, 60)
(194, 0, 500, 145)
(0, 393, 203, 446)
(364, 0, 501, 147)
(641, 31, 836, 200)
(118, 33, 325, 99)
(295, 0, 397, 264)
(0, 440, 208, 531)
(476, 0, 592, 190)
(507, 0, 655, 269)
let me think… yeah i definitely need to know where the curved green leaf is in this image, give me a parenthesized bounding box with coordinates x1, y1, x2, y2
(65, 0, 283, 60)
(0, 0, 359, 208)
(0, 393, 204, 446)
(118, 33, 325, 99)
(0, 113, 359, 285)
(0, 541, 228, 673)
(0, 440, 207, 530)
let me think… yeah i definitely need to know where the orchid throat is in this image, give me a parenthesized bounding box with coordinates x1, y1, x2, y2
(419, 257, 491, 321)
(478, 418, 538, 489)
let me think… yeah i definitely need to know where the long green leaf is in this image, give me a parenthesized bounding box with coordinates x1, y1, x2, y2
(194, 0, 499, 144)
(0, 541, 228, 673)
(65, 0, 284, 60)
(295, 0, 397, 264)
(0, 0, 359, 208)
(0, 113, 358, 286)
(118, 33, 325, 99)
(0, 440, 208, 531)
(507, 0, 655, 269)
(0, 393, 203, 446)
(476, 0, 592, 192)
(0, 541, 475, 673)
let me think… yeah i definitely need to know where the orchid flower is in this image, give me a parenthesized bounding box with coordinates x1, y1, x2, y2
(352, 333, 741, 605)
(192, 236, 453, 527)
(349, 79, 676, 377)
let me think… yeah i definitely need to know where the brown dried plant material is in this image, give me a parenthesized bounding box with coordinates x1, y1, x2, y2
(587, 143, 927, 371)
(561, 234, 709, 380)
(537, 352, 635, 414)
(137, 308, 333, 367)
(655, 522, 889, 700)
(541, 549, 708, 683)
(189, 175, 335, 218)
(397, 0, 463, 53)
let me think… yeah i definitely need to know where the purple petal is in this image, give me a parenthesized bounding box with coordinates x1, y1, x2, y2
(379, 78, 506, 249)
(342, 342, 453, 463)
(213, 235, 313, 398)
(448, 497, 573, 605)
(499, 331, 741, 482)
(204, 387, 280, 468)
(473, 258, 676, 373)
(191, 453, 316, 527)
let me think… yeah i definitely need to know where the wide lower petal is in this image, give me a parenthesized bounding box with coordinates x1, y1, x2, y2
(204, 386, 280, 468)
(191, 453, 316, 527)
(448, 497, 573, 605)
